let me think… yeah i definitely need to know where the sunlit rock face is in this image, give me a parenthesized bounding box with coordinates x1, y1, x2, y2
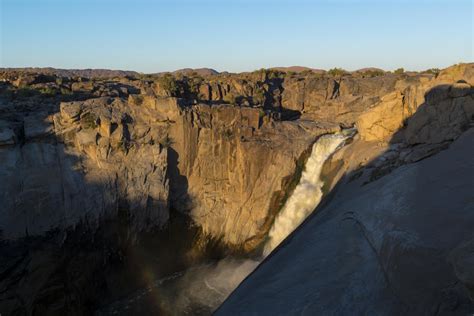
(168, 104, 340, 247)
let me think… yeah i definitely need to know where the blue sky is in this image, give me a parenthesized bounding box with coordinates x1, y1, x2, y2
(0, 0, 472, 73)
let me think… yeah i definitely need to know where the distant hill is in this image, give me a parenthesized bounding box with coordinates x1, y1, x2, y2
(173, 68, 219, 76)
(352, 67, 386, 74)
(0, 67, 140, 78)
(270, 66, 326, 74)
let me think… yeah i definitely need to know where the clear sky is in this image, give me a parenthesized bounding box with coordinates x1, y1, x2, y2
(0, 0, 472, 73)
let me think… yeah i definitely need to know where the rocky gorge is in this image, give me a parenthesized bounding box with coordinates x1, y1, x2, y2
(0, 63, 473, 315)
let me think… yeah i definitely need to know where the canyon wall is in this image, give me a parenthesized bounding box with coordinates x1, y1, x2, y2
(0, 64, 472, 314)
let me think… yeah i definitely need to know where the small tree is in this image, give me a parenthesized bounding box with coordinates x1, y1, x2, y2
(394, 68, 405, 75)
(425, 68, 441, 76)
(157, 74, 179, 96)
(327, 68, 347, 77)
(367, 69, 385, 77)
(253, 89, 266, 105)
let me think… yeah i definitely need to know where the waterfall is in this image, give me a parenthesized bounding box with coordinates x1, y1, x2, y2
(263, 133, 349, 255)
(171, 132, 352, 313)
(101, 131, 353, 315)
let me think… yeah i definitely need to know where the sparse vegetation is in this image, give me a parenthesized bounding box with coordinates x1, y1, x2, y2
(253, 68, 283, 80)
(187, 76, 203, 97)
(39, 87, 58, 96)
(81, 112, 98, 129)
(253, 89, 266, 105)
(157, 73, 179, 96)
(424, 68, 441, 76)
(223, 93, 237, 104)
(131, 94, 145, 105)
(327, 68, 347, 77)
(159, 135, 174, 148)
(394, 68, 405, 75)
(362, 69, 385, 78)
(60, 87, 73, 95)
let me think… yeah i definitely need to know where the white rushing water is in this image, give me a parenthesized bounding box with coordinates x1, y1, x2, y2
(171, 132, 351, 313)
(101, 132, 352, 315)
(263, 133, 348, 255)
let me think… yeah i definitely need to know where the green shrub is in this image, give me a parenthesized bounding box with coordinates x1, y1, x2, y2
(39, 87, 58, 96)
(394, 68, 405, 75)
(253, 89, 266, 105)
(424, 68, 441, 76)
(252, 68, 282, 80)
(187, 76, 203, 95)
(81, 112, 98, 129)
(327, 67, 347, 77)
(60, 88, 73, 95)
(362, 70, 385, 78)
(267, 69, 282, 79)
(157, 74, 179, 96)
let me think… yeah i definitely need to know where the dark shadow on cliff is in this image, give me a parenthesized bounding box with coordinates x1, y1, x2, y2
(166, 146, 191, 212)
(0, 81, 230, 316)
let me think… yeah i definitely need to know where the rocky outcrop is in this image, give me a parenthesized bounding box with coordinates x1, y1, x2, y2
(282, 74, 401, 125)
(357, 63, 474, 144)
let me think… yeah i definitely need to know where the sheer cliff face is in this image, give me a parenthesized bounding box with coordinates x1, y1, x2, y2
(168, 104, 339, 247)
